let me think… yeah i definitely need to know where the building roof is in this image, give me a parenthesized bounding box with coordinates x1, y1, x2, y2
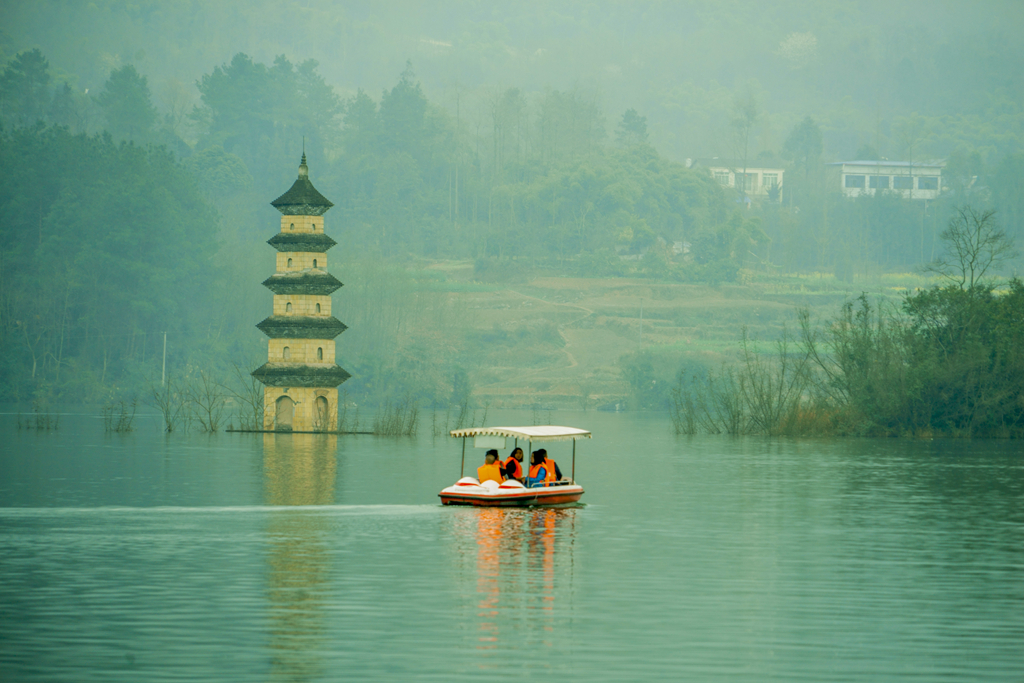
(449, 425, 592, 442)
(827, 160, 945, 169)
(690, 158, 785, 172)
(270, 153, 334, 216)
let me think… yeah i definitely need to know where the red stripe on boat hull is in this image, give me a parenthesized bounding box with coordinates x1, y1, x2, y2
(439, 489, 583, 507)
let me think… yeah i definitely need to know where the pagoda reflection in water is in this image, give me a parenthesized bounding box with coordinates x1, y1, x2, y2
(263, 433, 337, 682)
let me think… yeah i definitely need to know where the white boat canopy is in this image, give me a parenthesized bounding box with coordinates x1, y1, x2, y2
(449, 425, 591, 442)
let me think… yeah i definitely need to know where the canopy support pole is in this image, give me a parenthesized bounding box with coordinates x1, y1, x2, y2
(572, 439, 576, 483)
(460, 437, 466, 478)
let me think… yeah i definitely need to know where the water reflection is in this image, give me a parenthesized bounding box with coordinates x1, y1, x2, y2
(262, 433, 337, 683)
(452, 507, 578, 663)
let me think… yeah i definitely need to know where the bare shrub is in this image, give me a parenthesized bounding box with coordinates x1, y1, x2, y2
(372, 395, 419, 436)
(224, 360, 264, 431)
(150, 377, 189, 432)
(186, 370, 226, 432)
(102, 398, 137, 432)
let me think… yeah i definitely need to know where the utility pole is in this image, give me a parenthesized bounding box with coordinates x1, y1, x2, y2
(161, 332, 167, 386)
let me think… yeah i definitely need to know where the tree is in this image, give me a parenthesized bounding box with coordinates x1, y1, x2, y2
(192, 53, 341, 194)
(616, 108, 649, 148)
(48, 82, 88, 132)
(942, 147, 985, 201)
(95, 65, 158, 142)
(783, 116, 823, 176)
(925, 207, 1017, 289)
(0, 49, 52, 128)
(378, 61, 428, 157)
(537, 86, 605, 164)
(490, 87, 528, 179)
(989, 153, 1024, 248)
(854, 143, 879, 160)
(342, 89, 380, 157)
(730, 94, 758, 198)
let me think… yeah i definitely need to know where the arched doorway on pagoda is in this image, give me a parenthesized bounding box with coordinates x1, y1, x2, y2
(275, 395, 295, 431)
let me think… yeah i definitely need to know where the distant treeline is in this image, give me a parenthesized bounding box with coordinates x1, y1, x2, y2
(1, 45, 1022, 408)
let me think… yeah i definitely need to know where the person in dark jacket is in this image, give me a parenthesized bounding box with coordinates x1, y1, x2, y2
(502, 447, 524, 481)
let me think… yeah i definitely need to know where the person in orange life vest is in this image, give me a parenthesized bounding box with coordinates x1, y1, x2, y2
(536, 448, 562, 481)
(477, 449, 504, 484)
(526, 450, 555, 488)
(502, 447, 524, 481)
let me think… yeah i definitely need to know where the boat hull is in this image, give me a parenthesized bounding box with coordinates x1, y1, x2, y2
(439, 479, 583, 507)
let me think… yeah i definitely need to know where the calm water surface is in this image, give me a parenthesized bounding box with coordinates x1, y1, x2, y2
(1, 408, 1022, 681)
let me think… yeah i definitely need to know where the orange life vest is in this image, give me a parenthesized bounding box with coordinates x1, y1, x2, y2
(503, 456, 522, 479)
(528, 461, 555, 486)
(477, 462, 503, 484)
(544, 458, 560, 481)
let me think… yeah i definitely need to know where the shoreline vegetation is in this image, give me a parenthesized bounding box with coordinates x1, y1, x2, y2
(672, 209, 1023, 439)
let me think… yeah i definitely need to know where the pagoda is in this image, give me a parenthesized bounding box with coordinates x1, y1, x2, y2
(252, 153, 350, 431)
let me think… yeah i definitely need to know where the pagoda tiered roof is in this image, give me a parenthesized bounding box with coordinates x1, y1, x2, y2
(262, 271, 342, 296)
(256, 315, 348, 339)
(267, 233, 337, 253)
(270, 153, 334, 216)
(251, 363, 351, 388)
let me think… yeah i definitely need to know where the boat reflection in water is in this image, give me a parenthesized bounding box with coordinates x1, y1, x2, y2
(451, 506, 579, 664)
(262, 433, 338, 682)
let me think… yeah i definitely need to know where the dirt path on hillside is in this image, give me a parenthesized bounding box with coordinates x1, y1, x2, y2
(506, 289, 597, 371)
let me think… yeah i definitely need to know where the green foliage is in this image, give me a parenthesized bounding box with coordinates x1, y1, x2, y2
(616, 108, 649, 148)
(95, 65, 157, 142)
(192, 53, 342, 195)
(0, 49, 51, 128)
(806, 282, 1024, 437)
(796, 211, 1024, 437)
(0, 125, 217, 401)
(783, 116, 823, 175)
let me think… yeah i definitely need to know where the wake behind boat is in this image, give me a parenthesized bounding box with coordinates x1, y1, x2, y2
(439, 425, 588, 507)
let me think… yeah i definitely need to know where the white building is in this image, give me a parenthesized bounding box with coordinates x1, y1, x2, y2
(829, 160, 944, 200)
(690, 158, 785, 202)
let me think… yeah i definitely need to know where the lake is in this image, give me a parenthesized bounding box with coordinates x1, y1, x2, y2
(1, 407, 1022, 681)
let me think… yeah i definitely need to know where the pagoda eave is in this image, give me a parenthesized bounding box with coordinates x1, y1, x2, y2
(251, 363, 351, 388)
(256, 315, 348, 339)
(262, 272, 343, 296)
(271, 203, 332, 216)
(267, 233, 337, 253)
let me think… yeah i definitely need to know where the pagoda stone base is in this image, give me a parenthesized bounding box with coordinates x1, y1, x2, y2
(263, 387, 338, 432)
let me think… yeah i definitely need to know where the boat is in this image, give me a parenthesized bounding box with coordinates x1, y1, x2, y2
(439, 425, 589, 507)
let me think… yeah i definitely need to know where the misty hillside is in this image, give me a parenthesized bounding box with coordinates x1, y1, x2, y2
(1, 1, 1022, 435)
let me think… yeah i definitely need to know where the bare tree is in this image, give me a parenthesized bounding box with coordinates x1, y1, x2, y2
(150, 377, 189, 432)
(925, 207, 1017, 289)
(187, 370, 226, 432)
(224, 358, 264, 430)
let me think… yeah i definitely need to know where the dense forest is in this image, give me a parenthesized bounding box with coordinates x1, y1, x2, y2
(1, 1, 1022, 422)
